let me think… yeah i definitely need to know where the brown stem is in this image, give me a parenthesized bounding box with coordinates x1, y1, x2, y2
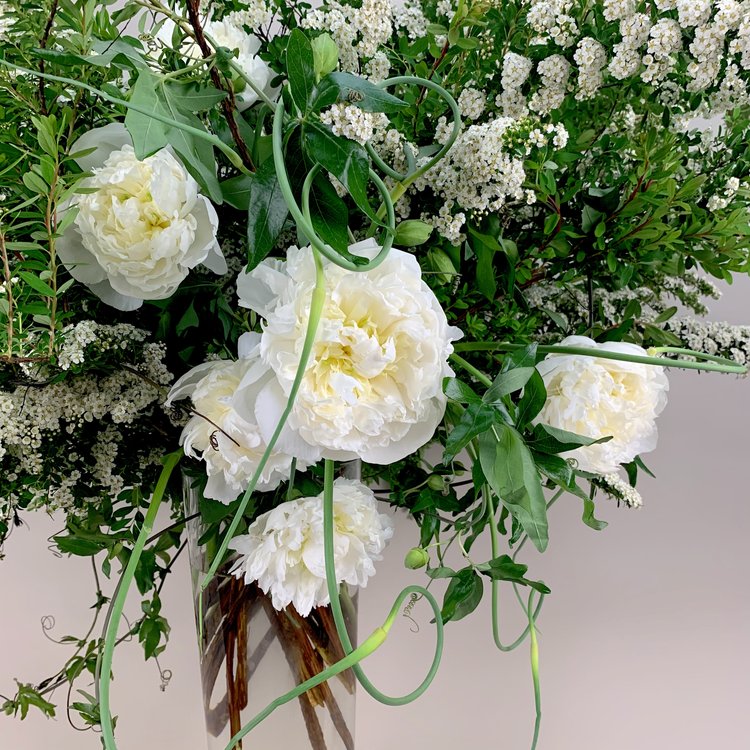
(185, 0, 254, 172)
(38, 0, 59, 115)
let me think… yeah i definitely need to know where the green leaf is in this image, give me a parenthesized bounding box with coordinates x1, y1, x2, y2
(125, 70, 221, 203)
(321, 72, 409, 113)
(245, 157, 290, 270)
(393, 219, 433, 246)
(441, 568, 484, 623)
(516, 369, 547, 429)
(308, 173, 349, 254)
(582, 496, 608, 531)
(479, 425, 549, 552)
(528, 423, 611, 454)
(286, 29, 316, 114)
(162, 82, 228, 112)
(444, 377, 482, 404)
(303, 120, 373, 219)
(443, 403, 497, 462)
(18, 272, 56, 297)
(53, 535, 107, 556)
(476, 555, 551, 594)
(483, 367, 535, 403)
(176, 301, 199, 336)
(220, 173, 253, 210)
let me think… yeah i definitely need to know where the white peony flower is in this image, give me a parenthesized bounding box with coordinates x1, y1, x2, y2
(237, 239, 463, 464)
(536, 335, 669, 474)
(166, 333, 319, 503)
(58, 123, 226, 311)
(229, 478, 394, 615)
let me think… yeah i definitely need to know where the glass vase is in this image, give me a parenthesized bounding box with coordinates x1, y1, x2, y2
(184, 475, 358, 750)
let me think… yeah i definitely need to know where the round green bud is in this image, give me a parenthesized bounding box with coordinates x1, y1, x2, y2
(404, 547, 430, 569)
(427, 474, 447, 491)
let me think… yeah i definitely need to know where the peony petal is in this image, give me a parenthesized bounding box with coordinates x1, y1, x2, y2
(70, 122, 133, 172)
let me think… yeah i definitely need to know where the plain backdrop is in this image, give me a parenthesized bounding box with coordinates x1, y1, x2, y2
(1, 275, 749, 750)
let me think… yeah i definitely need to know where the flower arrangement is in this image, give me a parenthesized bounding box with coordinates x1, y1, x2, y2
(1, 0, 749, 746)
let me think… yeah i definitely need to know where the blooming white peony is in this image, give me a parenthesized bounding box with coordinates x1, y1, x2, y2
(536, 335, 670, 474)
(166, 333, 319, 503)
(237, 239, 463, 464)
(58, 123, 226, 311)
(229, 478, 394, 615)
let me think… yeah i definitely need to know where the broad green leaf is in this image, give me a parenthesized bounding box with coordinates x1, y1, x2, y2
(53, 535, 107, 556)
(483, 367, 535, 403)
(162, 82, 228, 112)
(220, 173, 253, 210)
(245, 157, 289, 270)
(18, 271, 56, 297)
(286, 29, 316, 114)
(479, 425, 549, 552)
(443, 377, 482, 404)
(582, 496, 608, 531)
(308, 173, 349, 254)
(125, 70, 221, 203)
(441, 568, 484, 623)
(528, 423, 611, 454)
(443, 403, 497, 462)
(515, 369, 546, 429)
(476, 555, 551, 594)
(322, 72, 409, 113)
(302, 119, 373, 219)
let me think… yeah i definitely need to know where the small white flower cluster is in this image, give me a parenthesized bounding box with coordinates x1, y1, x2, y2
(529, 54, 571, 114)
(603, 0, 635, 23)
(609, 13, 652, 80)
(414, 117, 527, 241)
(527, 0, 579, 48)
(524, 122, 569, 152)
(676, 0, 712, 29)
(573, 38, 607, 100)
(0, 323, 172, 513)
(600, 473, 643, 509)
(364, 51, 391, 83)
(706, 176, 742, 211)
(393, 0, 428, 41)
(0, 2, 14, 41)
(666, 317, 750, 365)
(642, 18, 682, 83)
(302, 0, 393, 71)
(497, 52, 533, 118)
(224, 1, 273, 32)
(320, 104, 385, 145)
(458, 86, 487, 120)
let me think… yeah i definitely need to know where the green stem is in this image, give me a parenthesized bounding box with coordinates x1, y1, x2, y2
(0, 60, 251, 174)
(199, 247, 327, 596)
(453, 341, 747, 375)
(528, 592, 542, 750)
(323, 460, 444, 705)
(449, 352, 493, 387)
(223, 624, 389, 750)
(98, 451, 181, 750)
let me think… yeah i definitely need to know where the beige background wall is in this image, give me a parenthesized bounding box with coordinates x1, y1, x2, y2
(1, 276, 749, 749)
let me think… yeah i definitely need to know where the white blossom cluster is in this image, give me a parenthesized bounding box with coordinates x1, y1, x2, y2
(497, 52, 533, 118)
(320, 104, 386, 145)
(526, 0, 579, 48)
(0, 323, 172, 515)
(413, 117, 527, 242)
(301, 0, 393, 71)
(0, 2, 14, 41)
(642, 18, 682, 83)
(666, 316, 750, 365)
(458, 86, 487, 120)
(574, 38, 607, 100)
(600, 473, 643, 508)
(529, 54, 571, 114)
(393, 0, 428, 41)
(224, 1, 273, 32)
(706, 176, 742, 211)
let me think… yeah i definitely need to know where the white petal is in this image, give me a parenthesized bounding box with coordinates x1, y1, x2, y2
(70, 122, 133, 172)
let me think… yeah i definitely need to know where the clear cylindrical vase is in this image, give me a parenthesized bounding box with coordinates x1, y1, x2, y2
(184, 477, 358, 750)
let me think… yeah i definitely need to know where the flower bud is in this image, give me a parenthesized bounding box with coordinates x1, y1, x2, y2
(426, 247, 457, 283)
(312, 33, 339, 80)
(404, 547, 430, 569)
(427, 474, 446, 491)
(394, 219, 434, 247)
